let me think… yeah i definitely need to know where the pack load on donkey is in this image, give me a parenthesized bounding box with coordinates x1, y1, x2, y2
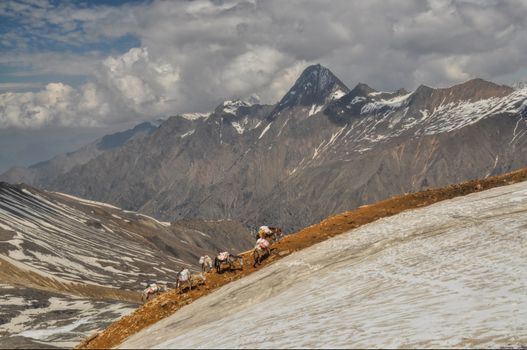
(139, 224, 283, 298)
(175, 266, 207, 294)
(258, 225, 283, 243)
(252, 223, 285, 266)
(176, 268, 192, 292)
(214, 251, 244, 273)
(253, 237, 271, 267)
(141, 281, 161, 303)
(199, 255, 213, 273)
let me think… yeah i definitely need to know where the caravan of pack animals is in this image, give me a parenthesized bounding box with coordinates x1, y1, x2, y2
(142, 225, 283, 303)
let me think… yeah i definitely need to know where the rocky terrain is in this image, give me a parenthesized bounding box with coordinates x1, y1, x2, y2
(9, 64, 524, 232)
(0, 182, 252, 348)
(78, 167, 527, 349)
(0, 286, 135, 349)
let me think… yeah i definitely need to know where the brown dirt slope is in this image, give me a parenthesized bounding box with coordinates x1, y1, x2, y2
(77, 167, 527, 349)
(0, 257, 140, 303)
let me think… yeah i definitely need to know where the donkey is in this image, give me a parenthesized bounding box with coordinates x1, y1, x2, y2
(199, 255, 213, 273)
(252, 238, 271, 267)
(214, 252, 244, 273)
(176, 269, 207, 294)
(175, 268, 192, 293)
(141, 282, 164, 303)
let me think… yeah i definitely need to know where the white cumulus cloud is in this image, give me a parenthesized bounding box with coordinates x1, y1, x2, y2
(0, 47, 182, 128)
(1, 0, 527, 129)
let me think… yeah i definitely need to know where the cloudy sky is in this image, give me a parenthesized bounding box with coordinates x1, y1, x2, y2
(1, 0, 527, 171)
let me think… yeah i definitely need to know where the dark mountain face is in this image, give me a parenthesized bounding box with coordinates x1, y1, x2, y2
(5, 65, 527, 232)
(273, 64, 350, 115)
(324, 83, 409, 124)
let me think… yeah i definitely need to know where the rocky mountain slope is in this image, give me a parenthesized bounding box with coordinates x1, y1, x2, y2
(0, 121, 157, 188)
(7, 65, 527, 231)
(0, 182, 252, 347)
(119, 178, 527, 349)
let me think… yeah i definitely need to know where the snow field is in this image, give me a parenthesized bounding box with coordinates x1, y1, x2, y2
(121, 181, 527, 349)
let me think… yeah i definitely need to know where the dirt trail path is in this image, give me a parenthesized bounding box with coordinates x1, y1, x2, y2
(77, 167, 527, 349)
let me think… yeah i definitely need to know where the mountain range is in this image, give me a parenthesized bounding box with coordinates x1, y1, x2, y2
(2, 64, 527, 232)
(2, 63, 527, 347)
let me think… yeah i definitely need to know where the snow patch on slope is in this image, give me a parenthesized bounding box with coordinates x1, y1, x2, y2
(0, 293, 134, 348)
(350, 96, 366, 104)
(329, 89, 346, 101)
(421, 87, 527, 135)
(308, 104, 324, 116)
(180, 129, 195, 138)
(361, 91, 413, 114)
(258, 123, 272, 139)
(121, 181, 527, 349)
(52, 191, 121, 210)
(231, 117, 249, 134)
(332, 87, 527, 156)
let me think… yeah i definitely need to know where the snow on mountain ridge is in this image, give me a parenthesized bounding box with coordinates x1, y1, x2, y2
(419, 87, 527, 135)
(51, 190, 121, 210)
(231, 116, 250, 134)
(320, 85, 527, 158)
(360, 91, 413, 114)
(179, 112, 211, 120)
(222, 100, 253, 115)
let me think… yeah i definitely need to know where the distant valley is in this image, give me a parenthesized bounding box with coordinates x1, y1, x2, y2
(0, 182, 252, 347)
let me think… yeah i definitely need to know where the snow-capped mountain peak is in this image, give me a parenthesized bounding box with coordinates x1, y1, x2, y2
(179, 112, 211, 120)
(217, 99, 255, 116)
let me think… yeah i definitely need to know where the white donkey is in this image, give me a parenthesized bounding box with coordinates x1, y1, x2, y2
(199, 255, 213, 273)
(176, 269, 207, 293)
